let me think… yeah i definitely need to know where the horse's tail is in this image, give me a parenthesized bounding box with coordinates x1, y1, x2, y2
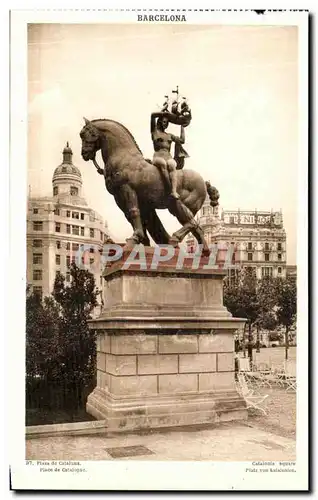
(205, 181, 220, 207)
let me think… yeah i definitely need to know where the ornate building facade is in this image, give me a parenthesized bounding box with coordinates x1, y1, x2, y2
(187, 197, 287, 279)
(27, 143, 109, 302)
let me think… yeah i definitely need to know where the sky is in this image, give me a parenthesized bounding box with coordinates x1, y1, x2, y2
(28, 23, 298, 263)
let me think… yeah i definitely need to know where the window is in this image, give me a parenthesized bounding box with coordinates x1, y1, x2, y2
(66, 272, 71, 283)
(33, 221, 43, 231)
(66, 255, 71, 267)
(100, 231, 103, 241)
(278, 253, 282, 261)
(278, 267, 282, 274)
(277, 242, 282, 251)
(229, 216, 235, 224)
(72, 212, 79, 219)
(265, 242, 269, 251)
(66, 224, 71, 234)
(89, 247, 94, 253)
(55, 208, 60, 216)
(33, 253, 42, 265)
(53, 186, 58, 196)
(72, 225, 79, 235)
(71, 255, 76, 264)
(265, 253, 269, 262)
(247, 253, 253, 261)
(33, 208, 39, 214)
(66, 242, 70, 250)
(33, 239, 42, 248)
(90, 258, 94, 265)
(230, 269, 236, 278)
(202, 206, 210, 216)
(247, 242, 253, 251)
(33, 286, 42, 300)
(80, 213, 85, 220)
(72, 243, 79, 251)
(100, 276, 103, 286)
(262, 267, 273, 277)
(80, 227, 85, 236)
(56, 254, 61, 265)
(33, 269, 42, 281)
(55, 222, 61, 233)
(90, 228, 94, 238)
(66, 210, 71, 218)
(70, 186, 78, 196)
(56, 240, 61, 249)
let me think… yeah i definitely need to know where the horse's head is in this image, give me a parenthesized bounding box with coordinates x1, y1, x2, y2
(80, 118, 101, 161)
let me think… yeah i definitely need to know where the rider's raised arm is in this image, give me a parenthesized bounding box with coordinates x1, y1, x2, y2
(151, 112, 161, 135)
(171, 125, 185, 144)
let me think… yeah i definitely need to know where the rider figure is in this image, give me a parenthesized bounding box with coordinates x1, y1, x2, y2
(151, 112, 185, 200)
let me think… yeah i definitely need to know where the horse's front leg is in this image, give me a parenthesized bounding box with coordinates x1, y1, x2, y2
(114, 185, 148, 246)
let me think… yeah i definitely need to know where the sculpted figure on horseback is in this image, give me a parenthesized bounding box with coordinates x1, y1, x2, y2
(80, 101, 219, 252)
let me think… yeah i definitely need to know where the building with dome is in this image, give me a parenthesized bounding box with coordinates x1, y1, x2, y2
(187, 196, 287, 280)
(27, 143, 110, 302)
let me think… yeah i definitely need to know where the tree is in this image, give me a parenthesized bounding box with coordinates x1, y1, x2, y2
(275, 276, 297, 360)
(256, 276, 279, 351)
(26, 293, 61, 380)
(224, 269, 261, 367)
(52, 263, 99, 400)
(224, 271, 297, 364)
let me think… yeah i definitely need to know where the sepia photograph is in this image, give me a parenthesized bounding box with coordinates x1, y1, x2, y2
(9, 8, 308, 491)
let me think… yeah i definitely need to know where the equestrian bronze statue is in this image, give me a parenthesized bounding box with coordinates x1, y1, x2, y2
(80, 104, 219, 252)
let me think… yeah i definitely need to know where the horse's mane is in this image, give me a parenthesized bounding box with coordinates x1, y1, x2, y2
(91, 119, 143, 155)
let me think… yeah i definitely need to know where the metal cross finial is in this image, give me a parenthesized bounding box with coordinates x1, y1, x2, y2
(172, 86, 179, 97)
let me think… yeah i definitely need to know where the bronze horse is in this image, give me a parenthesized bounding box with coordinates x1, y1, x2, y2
(80, 118, 219, 251)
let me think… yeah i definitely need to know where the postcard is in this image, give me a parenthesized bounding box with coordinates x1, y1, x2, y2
(9, 8, 308, 491)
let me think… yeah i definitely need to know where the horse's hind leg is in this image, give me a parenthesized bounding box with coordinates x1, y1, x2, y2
(141, 208, 171, 244)
(141, 219, 151, 246)
(167, 199, 209, 252)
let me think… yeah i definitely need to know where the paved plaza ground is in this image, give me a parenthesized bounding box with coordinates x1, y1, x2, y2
(26, 420, 295, 462)
(246, 386, 296, 439)
(26, 387, 296, 462)
(239, 347, 296, 439)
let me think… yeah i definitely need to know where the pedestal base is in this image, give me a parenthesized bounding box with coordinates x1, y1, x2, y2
(87, 388, 247, 432)
(86, 250, 247, 431)
(87, 329, 248, 432)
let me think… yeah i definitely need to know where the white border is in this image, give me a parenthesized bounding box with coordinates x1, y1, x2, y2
(8, 7, 309, 492)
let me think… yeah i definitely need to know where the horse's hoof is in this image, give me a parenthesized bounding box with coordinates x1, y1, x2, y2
(170, 192, 180, 200)
(125, 237, 139, 249)
(169, 235, 180, 248)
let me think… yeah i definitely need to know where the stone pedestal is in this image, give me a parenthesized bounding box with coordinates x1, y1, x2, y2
(86, 248, 247, 431)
